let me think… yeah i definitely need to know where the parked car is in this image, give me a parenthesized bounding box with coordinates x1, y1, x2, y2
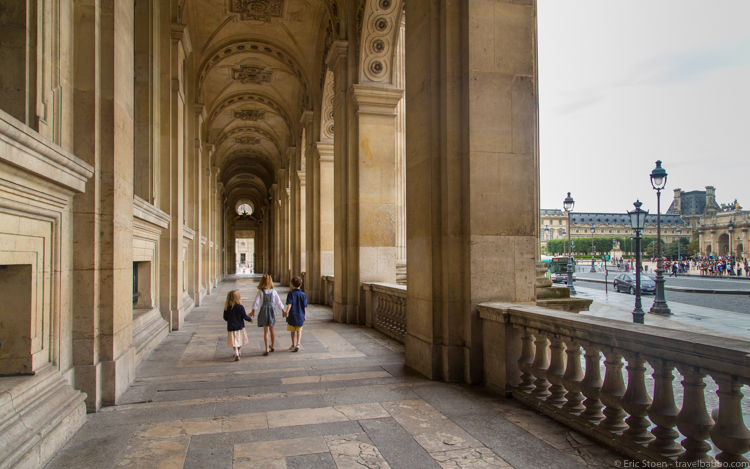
(613, 273, 656, 295)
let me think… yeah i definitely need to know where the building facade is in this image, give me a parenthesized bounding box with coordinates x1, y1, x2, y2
(541, 209, 688, 252)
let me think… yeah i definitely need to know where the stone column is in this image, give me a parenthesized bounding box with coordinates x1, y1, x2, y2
(298, 170, 307, 278)
(317, 143, 335, 299)
(326, 40, 353, 323)
(71, 0, 136, 410)
(405, 0, 539, 383)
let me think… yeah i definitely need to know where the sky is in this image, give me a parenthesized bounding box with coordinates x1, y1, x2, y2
(538, 1, 750, 215)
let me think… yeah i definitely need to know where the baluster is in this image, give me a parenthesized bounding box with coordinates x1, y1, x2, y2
(516, 327, 536, 393)
(531, 333, 551, 400)
(710, 375, 750, 466)
(621, 352, 654, 444)
(676, 366, 714, 464)
(580, 344, 605, 424)
(646, 359, 683, 458)
(599, 350, 628, 434)
(561, 340, 585, 415)
(545, 337, 567, 407)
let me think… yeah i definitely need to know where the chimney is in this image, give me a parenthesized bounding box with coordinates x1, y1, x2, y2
(705, 186, 717, 215)
(673, 188, 682, 214)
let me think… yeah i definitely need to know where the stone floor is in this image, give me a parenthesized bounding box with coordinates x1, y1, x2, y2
(46, 275, 621, 469)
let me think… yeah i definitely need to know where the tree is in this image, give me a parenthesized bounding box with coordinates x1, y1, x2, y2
(665, 238, 690, 260)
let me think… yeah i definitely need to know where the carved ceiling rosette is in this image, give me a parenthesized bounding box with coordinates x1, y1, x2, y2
(235, 136, 262, 144)
(359, 0, 403, 84)
(231, 0, 285, 22)
(232, 65, 273, 84)
(233, 109, 266, 121)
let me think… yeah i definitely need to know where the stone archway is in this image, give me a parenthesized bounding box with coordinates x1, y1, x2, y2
(718, 233, 730, 255)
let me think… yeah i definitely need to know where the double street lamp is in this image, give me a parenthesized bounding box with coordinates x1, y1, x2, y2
(676, 227, 682, 273)
(563, 192, 576, 295)
(590, 223, 596, 272)
(649, 160, 671, 315)
(628, 200, 648, 324)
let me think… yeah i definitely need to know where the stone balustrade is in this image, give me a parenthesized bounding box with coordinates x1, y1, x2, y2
(362, 283, 407, 343)
(479, 302, 750, 466)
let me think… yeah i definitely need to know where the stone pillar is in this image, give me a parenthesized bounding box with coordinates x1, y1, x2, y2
(298, 170, 307, 278)
(326, 41, 349, 321)
(71, 0, 136, 410)
(405, 0, 539, 384)
(326, 38, 402, 323)
(317, 143, 335, 299)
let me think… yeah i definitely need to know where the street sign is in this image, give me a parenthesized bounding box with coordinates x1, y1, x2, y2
(603, 254, 610, 261)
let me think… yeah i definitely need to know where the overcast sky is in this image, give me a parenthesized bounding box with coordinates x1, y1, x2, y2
(538, 1, 750, 215)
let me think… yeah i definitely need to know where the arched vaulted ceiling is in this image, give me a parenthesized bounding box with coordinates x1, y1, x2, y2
(183, 0, 344, 212)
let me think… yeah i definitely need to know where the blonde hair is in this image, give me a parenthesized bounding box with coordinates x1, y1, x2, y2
(257, 274, 274, 290)
(224, 290, 241, 310)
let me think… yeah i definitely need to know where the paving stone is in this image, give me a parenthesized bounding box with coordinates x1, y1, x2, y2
(285, 452, 338, 469)
(359, 417, 441, 469)
(45, 423, 138, 469)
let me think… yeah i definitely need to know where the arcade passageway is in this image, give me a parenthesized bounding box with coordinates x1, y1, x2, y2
(45, 275, 617, 469)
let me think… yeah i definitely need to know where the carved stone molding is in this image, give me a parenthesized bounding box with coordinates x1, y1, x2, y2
(198, 40, 307, 100)
(320, 70, 334, 141)
(231, 0, 285, 22)
(233, 109, 266, 121)
(358, 0, 403, 84)
(232, 65, 273, 84)
(235, 136, 261, 144)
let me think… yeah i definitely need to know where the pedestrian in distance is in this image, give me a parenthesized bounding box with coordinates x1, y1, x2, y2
(223, 290, 253, 361)
(250, 274, 285, 356)
(283, 276, 308, 352)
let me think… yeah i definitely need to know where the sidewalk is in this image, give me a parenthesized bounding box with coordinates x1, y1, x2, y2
(575, 285, 750, 341)
(574, 274, 750, 295)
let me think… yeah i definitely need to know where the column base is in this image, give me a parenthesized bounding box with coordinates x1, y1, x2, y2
(171, 292, 195, 331)
(0, 366, 87, 469)
(132, 307, 170, 368)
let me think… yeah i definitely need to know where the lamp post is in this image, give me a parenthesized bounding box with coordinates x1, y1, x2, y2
(562, 229, 566, 255)
(728, 219, 735, 261)
(590, 223, 596, 272)
(563, 192, 576, 295)
(738, 235, 742, 260)
(676, 227, 682, 275)
(544, 225, 550, 254)
(628, 200, 648, 324)
(649, 160, 671, 315)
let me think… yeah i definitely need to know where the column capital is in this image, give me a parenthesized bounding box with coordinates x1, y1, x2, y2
(314, 142, 334, 162)
(299, 110, 314, 126)
(170, 23, 193, 55)
(325, 40, 348, 70)
(351, 85, 404, 115)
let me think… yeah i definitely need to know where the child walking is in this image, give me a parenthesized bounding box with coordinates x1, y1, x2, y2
(250, 274, 285, 356)
(283, 276, 307, 352)
(223, 290, 253, 361)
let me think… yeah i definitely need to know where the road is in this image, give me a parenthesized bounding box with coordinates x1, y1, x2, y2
(574, 272, 750, 315)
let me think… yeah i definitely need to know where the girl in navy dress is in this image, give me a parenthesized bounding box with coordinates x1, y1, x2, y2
(223, 290, 253, 361)
(250, 274, 285, 356)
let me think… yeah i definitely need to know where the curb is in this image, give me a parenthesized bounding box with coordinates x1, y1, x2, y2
(576, 278, 750, 295)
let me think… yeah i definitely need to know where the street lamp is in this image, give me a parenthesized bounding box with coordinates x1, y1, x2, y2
(590, 223, 597, 272)
(728, 219, 735, 261)
(544, 225, 550, 254)
(649, 160, 671, 315)
(676, 227, 682, 274)
(562, 229, 566, 255)
(563, 192, 576, 295)
(628, 200, 648, 324)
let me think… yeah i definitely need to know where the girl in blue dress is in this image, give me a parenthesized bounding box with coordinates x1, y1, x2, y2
(250, 274, 285, 356)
